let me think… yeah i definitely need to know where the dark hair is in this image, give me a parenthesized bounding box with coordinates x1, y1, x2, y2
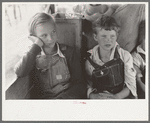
(28, 12, 55, 36)
(92, 15, 120, 34)
(138, 20, 145, 45)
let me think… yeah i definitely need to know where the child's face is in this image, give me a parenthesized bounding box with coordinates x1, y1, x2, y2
(94, 28, 117, 51)
(35, 20, 57, 48)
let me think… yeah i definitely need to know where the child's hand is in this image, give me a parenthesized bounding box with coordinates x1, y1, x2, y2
(28, 35, 43, 47)
(89, 93, 101, 99)
(89, 92, 117, 99)
(98, 93, 118, 99)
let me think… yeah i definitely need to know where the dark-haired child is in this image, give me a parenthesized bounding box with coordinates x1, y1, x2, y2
(85, 15, 137, 99)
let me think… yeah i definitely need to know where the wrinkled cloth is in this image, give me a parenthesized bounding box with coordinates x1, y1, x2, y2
(132, 45, 145, 72)
(85, 43, 137, 98)
(112, 4, 145, 52)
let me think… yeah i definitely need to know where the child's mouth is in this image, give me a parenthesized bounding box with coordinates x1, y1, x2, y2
(48, 42, 55, 46)
(44, 42, 55, 48)
(105, 44, 111, 47)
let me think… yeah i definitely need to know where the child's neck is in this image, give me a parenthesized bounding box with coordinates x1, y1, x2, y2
(98, 47, 111, 63)
(43, 43, 57, 55)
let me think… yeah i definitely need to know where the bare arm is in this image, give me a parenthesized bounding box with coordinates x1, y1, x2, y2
(114, 87, 130, 99)
(89, 86, 130, 99)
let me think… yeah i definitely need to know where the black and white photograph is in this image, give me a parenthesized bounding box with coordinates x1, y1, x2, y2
(2, 2, 149, 121)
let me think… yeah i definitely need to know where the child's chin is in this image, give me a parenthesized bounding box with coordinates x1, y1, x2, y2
(46, 42, 55, 48)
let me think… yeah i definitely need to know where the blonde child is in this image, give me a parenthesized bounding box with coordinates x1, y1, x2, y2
(15, 13, 86, 99)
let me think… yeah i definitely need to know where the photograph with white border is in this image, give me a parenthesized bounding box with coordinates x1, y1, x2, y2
(2, 2, 149, 121)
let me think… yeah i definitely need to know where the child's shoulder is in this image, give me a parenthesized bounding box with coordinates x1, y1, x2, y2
(117, 46, 133, 62)
(87, 45, 99, 54)
(117, 45, 131, 56)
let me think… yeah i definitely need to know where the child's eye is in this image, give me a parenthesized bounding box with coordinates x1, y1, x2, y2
(102, 35, 106, 38)
(111, 35, 115, 38)
(41, 34, 47, 38)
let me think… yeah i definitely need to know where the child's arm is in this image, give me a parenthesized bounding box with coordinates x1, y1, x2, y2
(14, 36, 43, 77)
(93, 87, 130, 99)
(120, 50, 137, 98)
(114, 87, 130, 99)
(134, 64, 145, 92)
(89, 87, 130, 99)
(85, 60, 101, 99)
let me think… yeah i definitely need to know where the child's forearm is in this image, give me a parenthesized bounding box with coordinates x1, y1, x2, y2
(115, 87, 130, 99)
(15, 44, 41, 77)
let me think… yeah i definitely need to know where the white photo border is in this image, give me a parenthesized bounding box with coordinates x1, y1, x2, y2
(2, 2, 149, 121)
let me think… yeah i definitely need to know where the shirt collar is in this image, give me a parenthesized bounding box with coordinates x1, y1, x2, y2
(89, 42, 119, 63)
(41, 43, 65, 58)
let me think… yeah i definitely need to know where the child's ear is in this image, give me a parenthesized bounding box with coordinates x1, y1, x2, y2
(93, 33, 98, 42)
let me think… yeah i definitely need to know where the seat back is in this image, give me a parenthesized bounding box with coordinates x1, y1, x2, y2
(56, 18, 82, 55)
(5, 76, 33, 99)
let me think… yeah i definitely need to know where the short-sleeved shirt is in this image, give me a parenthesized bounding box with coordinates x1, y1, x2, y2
(132, 45, 145, 72)
(85, 43, 137, 98)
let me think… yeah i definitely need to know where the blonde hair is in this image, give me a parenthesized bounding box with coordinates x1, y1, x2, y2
(28, 12, 55, 36)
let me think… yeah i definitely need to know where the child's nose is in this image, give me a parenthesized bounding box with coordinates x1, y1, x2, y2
(47, 34, 52, 41)
(106, 37, 111, 42)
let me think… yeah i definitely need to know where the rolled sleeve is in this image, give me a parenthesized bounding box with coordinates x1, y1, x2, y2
(123, 50, 137, 97)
